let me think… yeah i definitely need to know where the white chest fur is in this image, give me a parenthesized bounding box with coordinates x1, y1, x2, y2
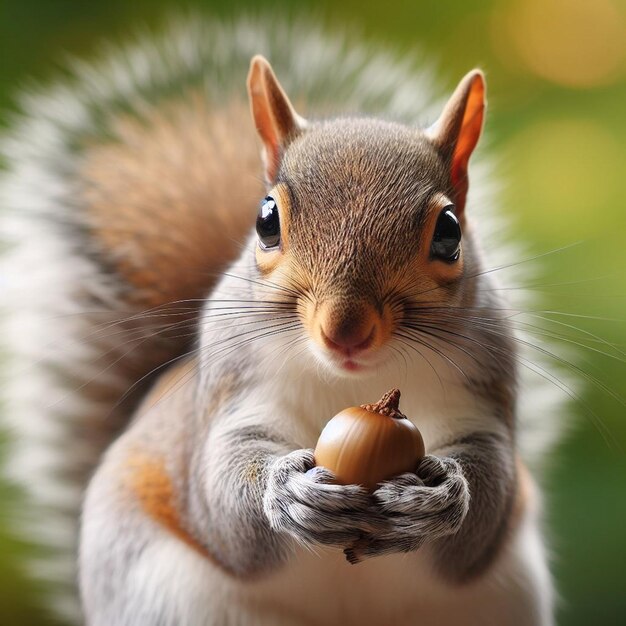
(254, 342, 502, 453)
(214, 511, 549, 626)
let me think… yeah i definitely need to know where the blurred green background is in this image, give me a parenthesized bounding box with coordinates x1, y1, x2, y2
(1, 0, 625, 624)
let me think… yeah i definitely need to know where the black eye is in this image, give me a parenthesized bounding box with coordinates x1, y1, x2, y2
(431, 206, 461, 262)
(256, 196, 281, 250)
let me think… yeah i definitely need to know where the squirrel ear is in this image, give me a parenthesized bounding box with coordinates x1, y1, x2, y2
(247, 55, 306, 184)
(426, 70, 486, 215)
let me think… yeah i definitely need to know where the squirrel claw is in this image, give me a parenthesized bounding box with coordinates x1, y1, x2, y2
(343, 547, 361, 565)
(344, 535, 370, 564)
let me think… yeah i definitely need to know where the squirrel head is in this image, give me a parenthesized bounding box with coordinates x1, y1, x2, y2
(247, 55, 486, 377)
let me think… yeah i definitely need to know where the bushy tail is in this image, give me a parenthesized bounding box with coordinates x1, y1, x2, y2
(0, 14, 567, 623)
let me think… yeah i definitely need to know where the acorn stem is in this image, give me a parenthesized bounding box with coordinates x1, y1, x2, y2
(360, 388, 406, 420)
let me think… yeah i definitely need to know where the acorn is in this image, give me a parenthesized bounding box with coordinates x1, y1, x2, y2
(314, 388, 425, 492)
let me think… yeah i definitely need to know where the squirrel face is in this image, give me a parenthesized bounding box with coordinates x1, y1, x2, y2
(248, 56, 485, 376)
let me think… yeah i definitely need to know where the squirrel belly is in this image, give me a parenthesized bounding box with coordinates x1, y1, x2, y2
(1, 15, 564, 626)
(81, 354, 553, 626)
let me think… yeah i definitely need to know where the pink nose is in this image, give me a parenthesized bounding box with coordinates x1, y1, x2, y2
(320, 315, 376, 356)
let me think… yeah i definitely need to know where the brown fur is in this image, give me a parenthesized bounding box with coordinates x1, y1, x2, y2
(67, 94, 267, 478)
(120, 360, 208, 556)
(81, 92, 264, 309)
(247, 56, 304, 183)
(253, 118, 488, 381)
(125, 452, 208, 557)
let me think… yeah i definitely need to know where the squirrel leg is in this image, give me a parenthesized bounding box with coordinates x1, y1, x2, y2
(80, 447, 221, 626)
(193, 421, 382, 575)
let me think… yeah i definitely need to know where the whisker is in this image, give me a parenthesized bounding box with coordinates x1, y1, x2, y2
(406, 242, 584, 301)
(394, 329, 471, 387)
(393, 336, 442, 393)
(222, 271, 307, 301)
(7, 304, 297, 387)
(148, 327, 307, 413)
(526, 313, 626, 356)
(45, 309, 300, 413)
(114, 319, 303, 417)
(406, 309, 626, 364)
(404, 316, 620, 449)
(417, 313, 626, 407)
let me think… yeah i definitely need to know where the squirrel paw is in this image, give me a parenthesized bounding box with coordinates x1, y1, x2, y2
(263, 449, 382, 548)
(345, 455, 470, 563)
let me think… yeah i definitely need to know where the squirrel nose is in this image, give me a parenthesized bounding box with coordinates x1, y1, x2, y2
(319, 303, 377, 356)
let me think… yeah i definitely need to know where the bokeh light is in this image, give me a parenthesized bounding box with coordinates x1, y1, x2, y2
(492, 0, 626, 87)
(508, 117, 624, 237)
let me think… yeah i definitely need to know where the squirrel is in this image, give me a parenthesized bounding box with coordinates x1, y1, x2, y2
(0, 16, 564, 626)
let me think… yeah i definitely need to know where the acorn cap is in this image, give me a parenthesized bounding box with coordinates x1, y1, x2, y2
(360, 388, 406, 420)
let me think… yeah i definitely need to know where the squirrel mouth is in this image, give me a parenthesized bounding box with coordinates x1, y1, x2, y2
(341, 359, 364, 372)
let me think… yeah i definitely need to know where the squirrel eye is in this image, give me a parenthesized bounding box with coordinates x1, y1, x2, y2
(256, 196, 281, 250)
(431, 206, 461, 262)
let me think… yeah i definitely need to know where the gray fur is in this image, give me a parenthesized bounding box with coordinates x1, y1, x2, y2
(345, 455, 470, 564)
(263, 450, 380, 547)
(188, 421, 294, 577)
(428, 432, 518, 581)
